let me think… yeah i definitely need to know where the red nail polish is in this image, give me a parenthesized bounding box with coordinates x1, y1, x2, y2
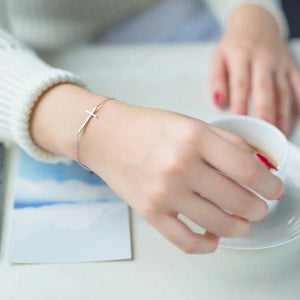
(278, 191, 285, 200)
(213, 92, 221, 106)
(255, 153, 278, 171)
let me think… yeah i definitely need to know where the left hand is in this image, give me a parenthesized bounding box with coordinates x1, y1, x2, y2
(211, 5, 300, 136)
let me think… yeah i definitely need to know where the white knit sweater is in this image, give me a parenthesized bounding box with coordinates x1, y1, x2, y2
(0, 0, 288, 163)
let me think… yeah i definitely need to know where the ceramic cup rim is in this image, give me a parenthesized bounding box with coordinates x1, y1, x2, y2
(210, 115, 288, 170)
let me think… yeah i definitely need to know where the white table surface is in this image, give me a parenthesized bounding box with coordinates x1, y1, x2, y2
(1, 42, 300, 300)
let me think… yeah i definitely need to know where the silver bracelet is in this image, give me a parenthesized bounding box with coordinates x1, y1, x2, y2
(75, 97, 115, 170)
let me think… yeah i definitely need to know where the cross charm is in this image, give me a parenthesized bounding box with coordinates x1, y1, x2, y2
(78, 107, 99, 133)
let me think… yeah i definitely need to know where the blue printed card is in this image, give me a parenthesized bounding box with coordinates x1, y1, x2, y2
(8, 151, 131, 263)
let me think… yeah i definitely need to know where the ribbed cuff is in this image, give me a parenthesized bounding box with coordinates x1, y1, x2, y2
(0, 50, 85, 163)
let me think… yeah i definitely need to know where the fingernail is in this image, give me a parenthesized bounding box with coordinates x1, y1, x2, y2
(213, 92, 221, 106)
(255, 153, 278, 171)
(278, 191, 285, 200)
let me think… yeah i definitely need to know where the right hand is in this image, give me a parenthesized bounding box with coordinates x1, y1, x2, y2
(80, 99, 284, 254)
(210, 4, 300, 137)
(30, 85, 284, 254)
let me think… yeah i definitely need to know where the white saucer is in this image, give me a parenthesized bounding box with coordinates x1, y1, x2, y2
(220, 141, 300, 250)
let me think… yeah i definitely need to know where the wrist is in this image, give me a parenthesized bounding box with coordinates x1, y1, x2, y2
(29, 83, 109, 161)
(78, 99, 131, 172)
(228, 4, 281, 38)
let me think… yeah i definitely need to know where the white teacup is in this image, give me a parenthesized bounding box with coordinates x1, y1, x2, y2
(210, 115, 288, 214)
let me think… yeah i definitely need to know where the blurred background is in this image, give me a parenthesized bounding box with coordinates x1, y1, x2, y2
(92, 0, 300, 45)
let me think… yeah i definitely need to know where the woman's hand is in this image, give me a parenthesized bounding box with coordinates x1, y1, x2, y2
(30, 84, 283, 254)
(211, 5, 300, 136)
(79, 98, 283, 254)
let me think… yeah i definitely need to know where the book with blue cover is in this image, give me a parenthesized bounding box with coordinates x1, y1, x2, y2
(8, 150, 131, 263)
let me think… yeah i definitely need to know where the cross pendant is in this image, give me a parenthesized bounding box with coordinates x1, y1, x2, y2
(78, 107, 98, 133)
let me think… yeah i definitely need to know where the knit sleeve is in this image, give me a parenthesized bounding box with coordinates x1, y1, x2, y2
(0, 28, 84, 164)
(205, 0, 289, 38)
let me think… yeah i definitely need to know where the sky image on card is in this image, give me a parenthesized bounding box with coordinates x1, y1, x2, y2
(8, 151, 131, 263)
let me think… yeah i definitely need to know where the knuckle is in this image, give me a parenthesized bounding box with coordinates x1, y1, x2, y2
(219, 219, 235, 237)
(257, 49, 273, 62)
(182, 122, 200, 144)
(161, 123, 200, 176)
(211, 72, 222, 83)
(267, 178, 284, 200)
(279, 86, 289, 100)
(151, 184, 169, 204)
(293, 69, 300, 81)
(235, 76, 249, 92)
(181, 240, 199, 254)
(143, 183, 171, 215)
(204, 239, 219, 254)
(139, 201, 158, 221)
(232, 105, 246, 115)
(241, 165, 260, 187)
(252, 200, 268, 222)
(231, 135, 247, 148)
(181, 236, 218, 254)
(234, 198, 253, 217)
(257, 76, 270, 90)
(278, 104, 290, 118)
(241, 220, 250, 236)
(235, 47, 250, 60)
(162, 152, 185, 177)
(181, 234, 219, 254)
(220, 217, 249, 238)
(256, 109, 270, 122)
(236, 196, 268, 222)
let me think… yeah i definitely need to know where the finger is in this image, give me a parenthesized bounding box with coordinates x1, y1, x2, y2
(189, 162, 268, 222)
(211, 50, 229, 108)
(176, 192, 250, 238)
(276, 72, 291, 136)
(227, 52, 251, 114)
(199, 127, 284, 200)
(153, 213, 219, 254)
(207, 125, 278, 170)
(289, 67, 300, 114)
(207, 124, 253, 153)
(252, 63, 277, 125)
